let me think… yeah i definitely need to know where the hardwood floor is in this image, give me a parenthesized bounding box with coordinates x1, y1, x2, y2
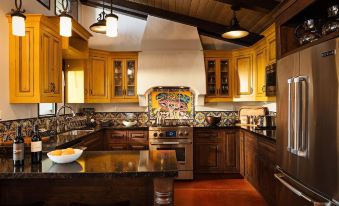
(174, 178, 269, 206)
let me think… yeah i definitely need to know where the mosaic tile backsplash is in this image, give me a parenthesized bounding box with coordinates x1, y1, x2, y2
(0, 111, 239, 141)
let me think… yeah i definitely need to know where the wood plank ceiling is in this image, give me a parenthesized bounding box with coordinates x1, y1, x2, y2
(80, 0, 282, 46)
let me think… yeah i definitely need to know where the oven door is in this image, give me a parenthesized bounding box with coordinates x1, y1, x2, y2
(149, 141, 193, 171)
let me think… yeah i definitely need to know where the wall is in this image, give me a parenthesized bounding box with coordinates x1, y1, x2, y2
(0, 1, 58, 121)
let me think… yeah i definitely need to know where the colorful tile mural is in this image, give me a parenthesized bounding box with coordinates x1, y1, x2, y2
(148, 88, 194, 119)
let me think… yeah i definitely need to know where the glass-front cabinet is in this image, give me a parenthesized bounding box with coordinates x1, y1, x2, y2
(111, 54, 138, 102)
(205, 57, 232, 102)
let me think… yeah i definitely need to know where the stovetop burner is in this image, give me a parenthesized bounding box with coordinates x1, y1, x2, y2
(152, 119, 191, 127)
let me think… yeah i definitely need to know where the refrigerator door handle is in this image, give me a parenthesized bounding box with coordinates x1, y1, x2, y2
(287, 78, 294, 152)
(297, 75, 308, 157)
(292, 77, 301, 155)
(274, 172, 332, 206)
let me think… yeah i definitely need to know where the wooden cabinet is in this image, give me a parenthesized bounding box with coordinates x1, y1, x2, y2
(105, 130, 148, 150)
(78, 131, 104, 151)
(111, 52, 138, 103)
(194, 129, 239, 173)
(204, 51, 233, 102)
(87, 50, 110, 103)
(254, 45, 267, 98)
(243, 130, 276, 206)
(233, 50, 254, 97)
(8, 15, 62, 103)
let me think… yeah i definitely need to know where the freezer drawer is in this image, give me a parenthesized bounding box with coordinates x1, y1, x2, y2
(275, 167, 336, 206)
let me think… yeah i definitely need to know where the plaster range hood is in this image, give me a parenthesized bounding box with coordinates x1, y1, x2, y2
(137, 16, 206, 106)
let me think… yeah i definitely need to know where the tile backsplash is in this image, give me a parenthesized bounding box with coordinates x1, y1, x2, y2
(0, 110, 239, 141)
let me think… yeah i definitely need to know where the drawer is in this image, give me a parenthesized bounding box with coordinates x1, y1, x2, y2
(106, 131, 127, 143)
(194, 130, 223, 143)
(129, 144, 148, 150)
(107, 143, 128, 150)
(128, 131, 148, 143)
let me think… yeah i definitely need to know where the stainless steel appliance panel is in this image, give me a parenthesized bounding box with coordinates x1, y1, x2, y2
(276, 38, 339, 205)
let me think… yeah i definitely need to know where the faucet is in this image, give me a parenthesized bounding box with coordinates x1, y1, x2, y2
(56, 105, 76, 132)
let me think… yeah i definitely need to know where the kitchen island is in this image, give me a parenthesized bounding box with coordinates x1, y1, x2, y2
(0, 150, 177, 206)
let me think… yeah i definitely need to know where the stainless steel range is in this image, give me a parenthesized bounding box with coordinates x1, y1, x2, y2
(149, 126, 193, 180)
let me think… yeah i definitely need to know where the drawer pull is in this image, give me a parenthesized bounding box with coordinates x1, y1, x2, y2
(111, 146, 124, 149)
(131, 145, 145, 149)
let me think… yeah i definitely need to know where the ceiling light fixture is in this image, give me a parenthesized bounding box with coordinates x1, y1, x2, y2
(222, 6, 249, 39)
(106, 0, 119, 37)
(59, 0, 72, 37)
(89, 0, 107, 34)
(11, 0, 26, 36)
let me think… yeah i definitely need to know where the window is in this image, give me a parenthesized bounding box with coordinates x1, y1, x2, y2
(38, 103, 57, 117)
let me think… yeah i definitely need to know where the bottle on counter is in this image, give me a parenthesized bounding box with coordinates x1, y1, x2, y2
(31, 125, 42, 164)
(13, 125, 24, 166)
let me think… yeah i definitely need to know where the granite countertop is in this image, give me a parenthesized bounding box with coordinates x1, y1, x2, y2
(239, 126, 276, 141)
(0, 150, 178, 179)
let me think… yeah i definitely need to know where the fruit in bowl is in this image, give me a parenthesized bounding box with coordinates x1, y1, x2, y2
(122, 120, 137, 127)
(47, 148, 83, 164)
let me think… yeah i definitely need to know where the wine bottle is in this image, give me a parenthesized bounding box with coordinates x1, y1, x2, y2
(13, 125, 24, 166)
(31, 125, 42, 164)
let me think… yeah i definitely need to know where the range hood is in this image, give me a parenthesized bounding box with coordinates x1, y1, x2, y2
(137, 16, 206, 106)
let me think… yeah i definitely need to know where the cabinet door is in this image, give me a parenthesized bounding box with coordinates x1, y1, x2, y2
(41, 32, 54, 96)
(112, 59, 124, 98)
(50, 36, 62, 97)
(239, 131, 245, 176)
(235, 54, 253, 95)
(267, 34, 276, 64)
(88, 53, 109, 102)
(10, 27, 35, 102)
(205, 59, 218, 97)
(244, 133, 258, 187)
(255, 47, 267, 97)
(194, 141, 224, 172)
(218, 59, 231, 97)
(224, 130, 239, 173)
(125, 59, 138, 99)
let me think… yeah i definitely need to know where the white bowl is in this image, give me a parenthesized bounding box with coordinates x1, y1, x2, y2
(47, 149, 83, 164)
(123, 120, 137, 127)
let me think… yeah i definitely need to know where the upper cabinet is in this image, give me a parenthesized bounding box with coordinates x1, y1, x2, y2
(87, 50, 110, 103)
(204, 51, 233, 102)
(203, 24, 276, 102)
(233, 49, 254, 98)
(111, 52, 138, 103)
(8, 15, 62, 103)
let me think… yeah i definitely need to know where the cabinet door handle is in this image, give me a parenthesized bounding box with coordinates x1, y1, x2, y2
(84, 89, 88, 95)
(90, 89, 93, 95)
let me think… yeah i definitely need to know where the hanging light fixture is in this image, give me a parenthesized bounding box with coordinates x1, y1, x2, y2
(106, 0, 118, 37)
(11, 0, 26, 36)
(89, 0, 107, 34)
(59, 0, 72, 37)
(222, 6, 249, 39)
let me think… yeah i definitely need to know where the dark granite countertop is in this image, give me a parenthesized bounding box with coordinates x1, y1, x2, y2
(239, 126, 276, 142)
(0, 150, 178, 179)
(193, 126, 276, 141)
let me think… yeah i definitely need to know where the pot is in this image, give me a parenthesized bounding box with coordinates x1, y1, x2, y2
(206, 116, 221, 127)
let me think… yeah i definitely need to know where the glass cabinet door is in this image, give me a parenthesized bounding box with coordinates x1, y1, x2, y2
(125, 60, 136, 97)
(219, 59, 230, 96)
(113, 60, 123, 97)
(206, 59, 217, 96)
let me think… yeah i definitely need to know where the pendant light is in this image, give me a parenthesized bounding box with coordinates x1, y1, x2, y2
(222, 7, 249, 39)
(59, 0, 72, 37)
(11, 0, 26, 36)
(89, 0, 107, 34)
(106, 0, 119, 37)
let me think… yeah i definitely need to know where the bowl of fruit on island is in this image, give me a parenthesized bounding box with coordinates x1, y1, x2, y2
(47, 148, 83, 164)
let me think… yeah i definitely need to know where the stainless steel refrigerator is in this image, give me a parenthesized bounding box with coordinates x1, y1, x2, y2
(276, 38, 338, 206)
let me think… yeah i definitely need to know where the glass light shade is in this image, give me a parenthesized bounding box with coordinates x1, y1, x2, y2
(60, 15, 72, 37)
(90, 19, 107, 34)
(12, 15, 25, 36)
(106, 15, 118, 37)
(222, 30, 249, 39)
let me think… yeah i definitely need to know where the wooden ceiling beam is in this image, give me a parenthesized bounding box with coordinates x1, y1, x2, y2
(215, 0, 280, 13)
(80, 0, 263, 46)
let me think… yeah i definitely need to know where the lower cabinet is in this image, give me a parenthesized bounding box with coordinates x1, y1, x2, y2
(193, 129, 239, 173)
(105, 130, 148, 150)
(243, 130, 276, 206)
(76, 131, 104, 151)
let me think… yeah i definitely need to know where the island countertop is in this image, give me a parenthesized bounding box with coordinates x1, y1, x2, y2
(0, 150, 178, 179)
